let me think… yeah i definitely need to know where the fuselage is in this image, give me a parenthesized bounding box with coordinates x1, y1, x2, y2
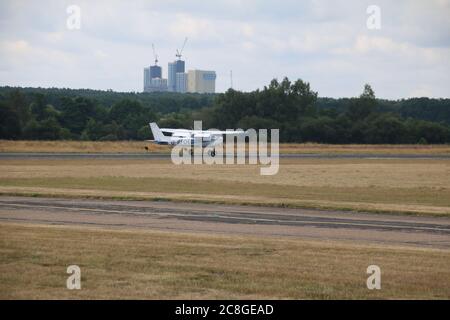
(149, 123, 224, 148)
(157, 135, 220, 148)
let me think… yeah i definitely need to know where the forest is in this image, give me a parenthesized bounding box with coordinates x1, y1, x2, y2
(1, 78, 449, 144)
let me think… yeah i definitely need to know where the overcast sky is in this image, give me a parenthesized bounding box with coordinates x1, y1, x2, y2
(0, 0, 449, 98)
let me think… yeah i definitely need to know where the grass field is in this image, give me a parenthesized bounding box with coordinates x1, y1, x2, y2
(0, 158, 449, 216)
(1, 143, 449, 300)
(1, 140, 450, 155)
(1, 223, 449, 299)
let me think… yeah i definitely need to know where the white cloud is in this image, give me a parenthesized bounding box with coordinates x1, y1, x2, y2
(410, 85, 434, 97)
(333, 34, 450, 68)
(241, 24, 254, 37)
(169, 14, 218, 40)
(0, 0, 449, 98)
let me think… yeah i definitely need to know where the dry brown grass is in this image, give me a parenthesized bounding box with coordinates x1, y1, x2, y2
(279, 143, 450, 154)
(0, 158, 449, 216)
(0, 140, 167, 153)
(1, 223, 448, 299)
(1, 140, 450, 154)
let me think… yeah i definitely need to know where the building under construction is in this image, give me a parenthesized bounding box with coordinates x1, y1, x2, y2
(143, 38, 216, 94)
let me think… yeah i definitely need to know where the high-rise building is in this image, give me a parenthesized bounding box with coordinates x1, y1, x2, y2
(150, 65, 162, 79)
(143, 41, 217, 94)
(168, 62, 176, 92)
(168, 60, 185, 92)
(143, 67, 152, 91)
(143, 65, 167, 92)
(187, 70, 216, 93)
(175, 60, 185, 73)
(175, 73, 188, 93)
(149, 78, 168, 92)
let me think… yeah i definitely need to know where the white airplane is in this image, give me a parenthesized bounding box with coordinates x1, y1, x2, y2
(149, 122, 244, 157)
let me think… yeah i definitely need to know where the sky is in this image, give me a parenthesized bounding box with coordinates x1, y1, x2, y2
(0, 0, 449, 99)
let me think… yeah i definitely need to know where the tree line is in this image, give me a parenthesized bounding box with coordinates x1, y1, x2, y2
(0, 79, 449, 144)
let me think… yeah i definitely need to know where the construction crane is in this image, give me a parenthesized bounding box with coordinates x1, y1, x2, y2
(152, 43, 158, 66)
(230, 70, 233, 89)
(175, 37, 188, 60)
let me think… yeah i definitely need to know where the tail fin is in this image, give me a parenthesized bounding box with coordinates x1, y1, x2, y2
(149, 122, 168, 143)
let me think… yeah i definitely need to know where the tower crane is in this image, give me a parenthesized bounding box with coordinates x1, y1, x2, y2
(152, 43, 158, 66)
(175, 37, 188, 60)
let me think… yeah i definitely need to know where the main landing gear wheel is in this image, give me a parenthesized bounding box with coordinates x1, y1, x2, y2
(208, 149, 216, 157)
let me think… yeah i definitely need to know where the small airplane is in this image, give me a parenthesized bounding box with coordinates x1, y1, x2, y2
(148, 122, 244, 157)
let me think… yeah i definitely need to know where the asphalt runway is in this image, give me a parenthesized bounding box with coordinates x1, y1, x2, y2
(1, 196, 449, 249)
(1, 152, 450, 160)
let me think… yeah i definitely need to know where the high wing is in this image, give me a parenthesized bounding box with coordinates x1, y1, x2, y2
(160, 128, 189, 134)
(160, 128, 244, 136)
(207, 130, 245, 136)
